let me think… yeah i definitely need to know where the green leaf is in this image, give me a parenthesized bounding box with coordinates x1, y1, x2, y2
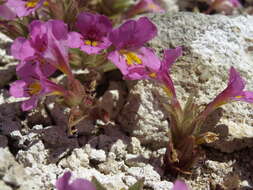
(91, 177, 107, 190)
(128, 178, 144, 190)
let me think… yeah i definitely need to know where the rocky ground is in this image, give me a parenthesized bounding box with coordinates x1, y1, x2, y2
(1, 3, 253, 190)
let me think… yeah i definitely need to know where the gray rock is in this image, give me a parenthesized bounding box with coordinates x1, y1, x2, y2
(0, 63, 17, 88)
(118, 80, 170, 148)
(0, 181, 12, 190)
(58, 148, 90, 170)
(151, 181, 174, 190)
(163, 0, 179, 13)
(125, 154, 148, 167)
(110, 139, 128, 160)
(98, 81, 127, 120)
(16, 141, 48, 167)
(71, 168, 127, 190)
(127, 164, 161, 185)
(128, 137, 142, 154)
(0, 33, 17, 88)
(89, 148, 107, 163)
(0, 135, 8, 148)
(0, 148, 28, 188)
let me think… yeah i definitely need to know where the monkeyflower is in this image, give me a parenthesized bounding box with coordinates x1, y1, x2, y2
(127, 47, 182, 102)
(125, 0, 165, 18)
(108, 17, 160, 79)
(0, 0, 47, 19)
(9, 63, 66, 111)
(205, 0, 241, 14)
(11, 19, 73, 77)
(68, 12, 113, 55)
(56, 172, 96, 190)
(201, 67, 253, 117)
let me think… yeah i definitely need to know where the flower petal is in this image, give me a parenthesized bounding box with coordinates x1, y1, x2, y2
(9, 80, 29, 98)
(76, 12, 112, 40)
(55, 172, 72, 190)
(227, 67, 245, 97)
(137, 47, 160, 71)
(69, 179, 97, 190)
(21, 95, 39, 111)
(109, 17, 157, 49)
(67, 32, 83, 49)
(233, 91, 253, 103)
(80, 37, 111, 54)
(11, 37, 35, 61)
(47, 20, 68, 41)
(0, 4, 16, 20)
(172, 180, 189, 190)
(162, 47, 182, 71)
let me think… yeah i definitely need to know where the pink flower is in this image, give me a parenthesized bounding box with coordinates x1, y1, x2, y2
(11, 20, 72, 77)
(43, 20, 73, 77)
(127, 47, 182, 100)
(125, 0, 165, 18)
(203, 67, 253, 116)
(172, 180, 190, 190)
(56, 172, 96, 190)
(0, 0, 47, 19)
(68, 12, 113, 55)
(9, 63, 66, 111)
(108, 17, 160, 79)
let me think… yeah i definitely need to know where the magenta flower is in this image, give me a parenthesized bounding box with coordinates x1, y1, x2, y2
(203, 67, 253, 116)
(125, 0, 165, 18)
(108, 17, 160, 79)
(9, 63, 66, 111)
(126, 47, 182, 101)
(0, 0, 47, 19)
(11, 20, 72, 77)
(56, 172, 96, 190)
(68, 12, 113, 55)
(43, 20, 73, 77)
(172, 180, 190, 190)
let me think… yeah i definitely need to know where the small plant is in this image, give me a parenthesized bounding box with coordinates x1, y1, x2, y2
(115, 44, 253, 173)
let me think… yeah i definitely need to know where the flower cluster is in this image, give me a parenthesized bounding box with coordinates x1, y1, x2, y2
(9, 11, 160, 110)
(7, 5, 164, 136)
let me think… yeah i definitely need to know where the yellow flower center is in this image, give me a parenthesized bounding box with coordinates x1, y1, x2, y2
(26, 0, 48, 8)
(149, 72, 157, 78)
(120, 50, 142, 66)
(28, 82, 42, 95)
(84, 40, 98, 47)
(147, 3, 160, 11)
